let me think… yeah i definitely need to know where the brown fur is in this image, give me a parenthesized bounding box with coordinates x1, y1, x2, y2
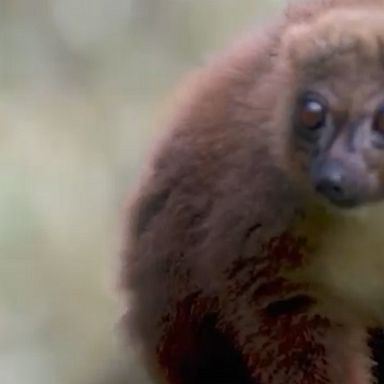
(122, 1, 384, 383)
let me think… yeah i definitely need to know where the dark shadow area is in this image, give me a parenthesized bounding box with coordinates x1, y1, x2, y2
(193, 314, 253, 384)
(369, 328, 384, 383)
(175, 314, 253, 384)
(265, 295, 315, 317)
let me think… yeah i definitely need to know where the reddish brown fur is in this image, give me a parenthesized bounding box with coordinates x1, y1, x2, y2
(122, 1, 384, 383)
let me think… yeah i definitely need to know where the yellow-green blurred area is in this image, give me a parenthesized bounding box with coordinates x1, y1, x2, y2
(0, 1, 283, 383)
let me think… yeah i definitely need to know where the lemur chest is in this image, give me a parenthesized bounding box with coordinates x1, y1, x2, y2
(300, 206, 384, 324)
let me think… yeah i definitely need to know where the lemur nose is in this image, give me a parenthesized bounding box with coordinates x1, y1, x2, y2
(316, 164, 344, 196)
(312, 159, 356, 207)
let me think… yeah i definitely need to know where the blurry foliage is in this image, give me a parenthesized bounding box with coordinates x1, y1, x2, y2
(0, 1, 283, 383)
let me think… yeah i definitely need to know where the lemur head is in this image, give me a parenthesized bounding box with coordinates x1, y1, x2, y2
(278, 7, 384, 209)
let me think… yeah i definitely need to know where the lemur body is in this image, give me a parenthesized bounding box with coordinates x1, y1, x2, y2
(123, 1, 384, 383)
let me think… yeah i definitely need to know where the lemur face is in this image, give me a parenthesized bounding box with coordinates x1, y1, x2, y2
(285, 9, 384, 208)
(292, 84, 384, 208)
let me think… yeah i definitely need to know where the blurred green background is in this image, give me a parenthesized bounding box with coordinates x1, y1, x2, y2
(0, 1, 283, 383)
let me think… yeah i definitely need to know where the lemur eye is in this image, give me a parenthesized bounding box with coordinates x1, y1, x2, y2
(373, 106, 384, 134)
(297, 97, 327, 131)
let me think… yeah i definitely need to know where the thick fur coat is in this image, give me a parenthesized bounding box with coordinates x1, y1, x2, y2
(122, 1, 384, 383)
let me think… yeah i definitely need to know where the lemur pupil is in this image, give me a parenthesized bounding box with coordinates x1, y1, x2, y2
(301, 100, 325, 130)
